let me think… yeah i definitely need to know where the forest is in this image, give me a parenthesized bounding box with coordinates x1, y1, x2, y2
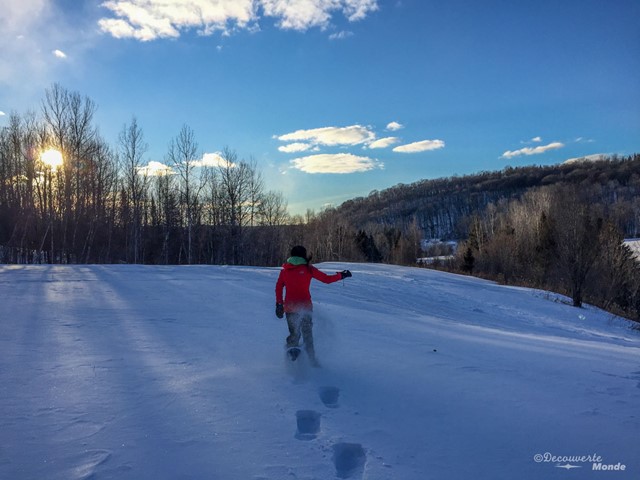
(295, 157, 640, 321)
(0, 85, 290, 266)
(1, 85, 639, 320)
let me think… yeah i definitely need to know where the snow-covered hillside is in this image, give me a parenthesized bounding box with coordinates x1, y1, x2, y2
(1, 263, 638, 479)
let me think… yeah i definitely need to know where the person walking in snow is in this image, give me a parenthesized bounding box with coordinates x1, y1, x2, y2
(275, 245, 352, 366)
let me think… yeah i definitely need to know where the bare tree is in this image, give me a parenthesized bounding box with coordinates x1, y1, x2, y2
(41, 83, 68, 152)
(260, 191, 289, 226)
(118, 117, 149, 263)
(245, 157, 264, 227)
(167, 125, 202, 264)
(41, 84, 100, 261)
(216, 148, 251, 264)
(81, 140, 118, 262)
(154, 171, 179, 264)
(549, 187, 603, 307)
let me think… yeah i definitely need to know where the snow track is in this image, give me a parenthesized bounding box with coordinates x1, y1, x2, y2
(1, 264, 639, 479)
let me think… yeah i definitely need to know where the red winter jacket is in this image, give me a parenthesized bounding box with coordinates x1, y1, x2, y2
(275, 260, 342, 313)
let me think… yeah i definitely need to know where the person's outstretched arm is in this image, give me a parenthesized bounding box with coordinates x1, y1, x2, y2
(310, 266, 351, 284)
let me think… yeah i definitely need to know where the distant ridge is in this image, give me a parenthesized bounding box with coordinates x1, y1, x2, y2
(330, 154, 640, 239)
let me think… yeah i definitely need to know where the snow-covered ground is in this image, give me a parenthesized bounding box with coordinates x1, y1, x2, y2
(625, 238, 640, 261)
(1, 263, 638, 480)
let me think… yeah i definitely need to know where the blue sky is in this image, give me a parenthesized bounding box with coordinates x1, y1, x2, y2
(1, 0, 638, 215)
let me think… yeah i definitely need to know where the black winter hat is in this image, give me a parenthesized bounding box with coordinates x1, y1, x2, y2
(291, 245, 307, 259)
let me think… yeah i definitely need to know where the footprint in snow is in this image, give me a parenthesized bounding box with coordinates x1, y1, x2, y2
(295, 410, 321, 440)
(333, 443, 366, 479)
(318, 386, 340, 408)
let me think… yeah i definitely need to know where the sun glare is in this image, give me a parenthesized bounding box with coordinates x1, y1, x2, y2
(41, 149, 64, 168)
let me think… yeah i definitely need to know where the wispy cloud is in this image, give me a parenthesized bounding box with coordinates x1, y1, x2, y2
(1, 0, 52, 87)
(277, 125, 375, 147)
(564, 153, 610, 164)
(329, 30, 354, 40)
(367, 137, 399, 149)
(393, 139, 445, 153)
(501, 141, 564, 159)
(291, 153, 382, 174)
(193, 152, 236, 168)
(277, 123, 445, 166)
(2, 0, 49, 33)
(278, 142, 315, 153)
(99, 0, 379, 41)
(0, 1, 96, 95)
(143, 153, 236, 171)
(137, 161, 175, 176)
(0, 111, 5, 117)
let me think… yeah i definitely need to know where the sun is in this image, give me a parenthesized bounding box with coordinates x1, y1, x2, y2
(41, 148, 64, 168)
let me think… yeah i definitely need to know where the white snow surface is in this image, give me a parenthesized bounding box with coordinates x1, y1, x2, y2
(625, 238, 640, 261)
(1, 263, 639, 480)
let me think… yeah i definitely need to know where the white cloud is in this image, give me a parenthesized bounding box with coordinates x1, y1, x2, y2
(278, 142, 314, 153)
(563, 153, 610, 164)
(393, 139, 445, 153)
(386, 121, 403, 131)
(344, 0, 379, 21)
(520, 136, 543, 144)
(99, 0, 379, 41)
(98, 18, 144, 40)
(261, 0, 330, 30)
(501, 142, 564, 159)
(291, 153, 382, 174)
(261, 0, 378, 30)
(278, 125, 375, 147)
(0, 111, 5, 116)
(98, 0, 198, 41)
(53, 49, 67, 58)
(193, 152, 236, 168)
(367, 137, 399, 149)
(137, 161, 175, 176)
(329, 30, 353, 40)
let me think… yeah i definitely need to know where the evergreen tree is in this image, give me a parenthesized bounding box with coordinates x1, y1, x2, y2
(462, 246, 475, 273)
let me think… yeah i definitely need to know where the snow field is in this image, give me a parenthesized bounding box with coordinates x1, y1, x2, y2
(0, 263, 639, 479)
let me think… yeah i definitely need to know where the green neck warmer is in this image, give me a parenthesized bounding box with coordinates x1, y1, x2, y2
(287, 256, 308, 265)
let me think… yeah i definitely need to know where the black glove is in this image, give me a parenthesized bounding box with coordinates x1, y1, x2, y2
(340, 270, 352, 279)
(275, 303, 284, 318)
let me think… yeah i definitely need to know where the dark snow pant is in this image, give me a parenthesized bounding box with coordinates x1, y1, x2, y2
(285, 311, 316, 363)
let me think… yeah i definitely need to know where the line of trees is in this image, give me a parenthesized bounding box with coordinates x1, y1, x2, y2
(289, 160, 640, 321)
(2, 85, 639, 321)
(452, 185, 640, 320)
(0, 84, 289, 265)
(336, 155, 640, 240)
